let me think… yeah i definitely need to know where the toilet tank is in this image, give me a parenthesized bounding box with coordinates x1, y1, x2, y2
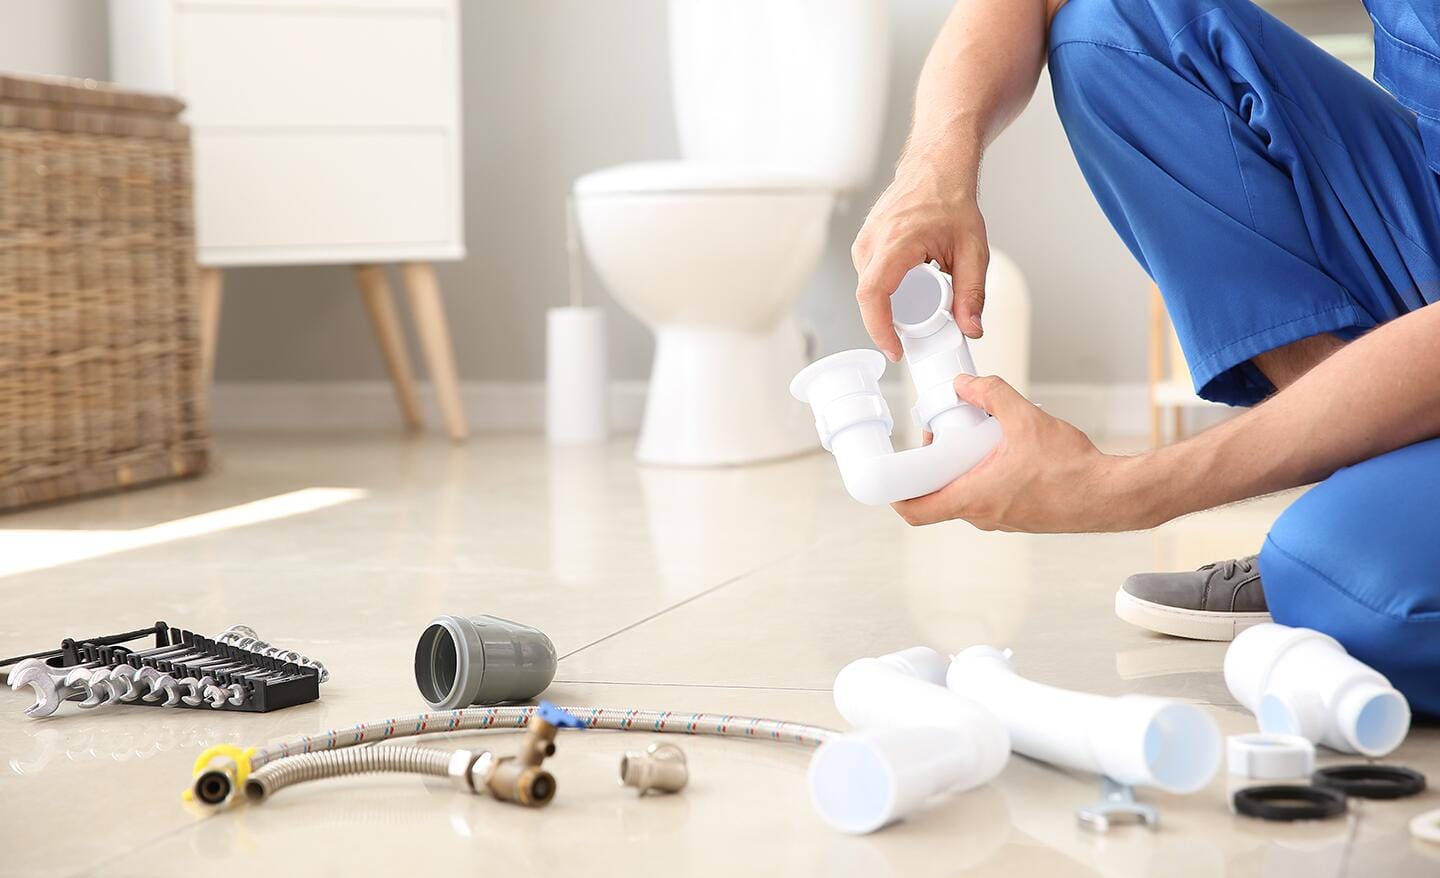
(668, 0, 889, 190)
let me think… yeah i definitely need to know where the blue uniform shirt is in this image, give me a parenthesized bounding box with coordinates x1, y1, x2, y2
(1367, 0, 1440, 173)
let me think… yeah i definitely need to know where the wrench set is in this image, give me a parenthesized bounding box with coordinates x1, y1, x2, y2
(2, 621, 323, 718)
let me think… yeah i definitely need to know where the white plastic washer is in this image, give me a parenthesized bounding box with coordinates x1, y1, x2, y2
(1412, 807, 1440, 844)
(1226, 733, 1316, 779)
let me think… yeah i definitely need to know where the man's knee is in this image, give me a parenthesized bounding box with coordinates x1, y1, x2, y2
(1260, 439, 1440, 716)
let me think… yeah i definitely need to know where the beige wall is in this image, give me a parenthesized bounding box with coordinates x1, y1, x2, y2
(4, 0, 1371, 386)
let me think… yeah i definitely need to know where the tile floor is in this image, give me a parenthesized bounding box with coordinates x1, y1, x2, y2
(1, 432, 1436, 877)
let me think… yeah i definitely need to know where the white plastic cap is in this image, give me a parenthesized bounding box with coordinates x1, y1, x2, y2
(1226, 733, 1316, 779)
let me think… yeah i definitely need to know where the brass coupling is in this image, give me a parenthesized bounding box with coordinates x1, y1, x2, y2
(619, 742, 688, 795)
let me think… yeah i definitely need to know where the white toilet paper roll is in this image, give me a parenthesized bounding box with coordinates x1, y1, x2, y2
(546, 307, 609, 444)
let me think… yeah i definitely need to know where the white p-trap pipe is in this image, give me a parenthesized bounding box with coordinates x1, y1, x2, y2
(947, 646, 1221, 793)
(790, 264, 1002, 505)
(808, 647, 1010, 834)
(1224, 623, 1410, 757)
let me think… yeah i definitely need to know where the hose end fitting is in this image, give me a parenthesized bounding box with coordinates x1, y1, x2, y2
(189, 744, 254, 807)
(619, 743, 688, 795)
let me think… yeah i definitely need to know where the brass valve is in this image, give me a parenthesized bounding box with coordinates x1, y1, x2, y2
(450, 712, 560, 807)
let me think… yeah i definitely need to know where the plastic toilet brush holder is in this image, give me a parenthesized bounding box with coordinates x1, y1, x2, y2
(414, 615, 558, 709)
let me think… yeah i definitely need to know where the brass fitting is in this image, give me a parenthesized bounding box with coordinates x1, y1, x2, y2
(450, 713, 560, 807)
(619, 742, 688, 795)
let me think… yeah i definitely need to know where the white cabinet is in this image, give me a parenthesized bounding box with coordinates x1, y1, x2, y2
(108, 0, 469, 439)
(109, 0, 464, 267)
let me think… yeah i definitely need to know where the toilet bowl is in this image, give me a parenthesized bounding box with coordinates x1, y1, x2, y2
(575, 164, 834, 464)
(573, 0, 889, 466)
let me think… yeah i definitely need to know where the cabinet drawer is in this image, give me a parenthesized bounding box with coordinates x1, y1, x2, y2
(194, 131, 457, 261)
(176, 6, 455, 127)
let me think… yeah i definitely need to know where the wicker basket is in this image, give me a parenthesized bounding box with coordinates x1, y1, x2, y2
(0, 75, 208, 511)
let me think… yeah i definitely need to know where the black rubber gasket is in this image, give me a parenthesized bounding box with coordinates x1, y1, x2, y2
(1234, 785, 1347, 821)
(1312, 765, 1427, 800)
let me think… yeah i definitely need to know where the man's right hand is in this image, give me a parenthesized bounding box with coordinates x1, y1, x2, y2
(851, 145, 991, 362)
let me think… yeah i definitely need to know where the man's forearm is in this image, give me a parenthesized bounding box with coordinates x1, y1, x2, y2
(1124, 304, 1440, 526)
(904, 0, 1064, 187)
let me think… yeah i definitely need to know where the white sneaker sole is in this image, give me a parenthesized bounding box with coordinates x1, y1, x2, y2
(1114, 588, 1271, 642)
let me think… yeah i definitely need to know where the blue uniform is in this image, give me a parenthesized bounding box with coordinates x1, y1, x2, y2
(1048, 0, 1440, 713)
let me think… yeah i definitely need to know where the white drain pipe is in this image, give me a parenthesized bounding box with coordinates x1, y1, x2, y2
(947, 646, 1221, 793)
(789, 264, 1002, 505)
(808, 647, 1010, 834)
(1224, 623, 1410, 757)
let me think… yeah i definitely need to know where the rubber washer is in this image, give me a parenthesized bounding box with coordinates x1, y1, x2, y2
(1312, 765, 1427, 800)
(1233, 785, 1347, 822)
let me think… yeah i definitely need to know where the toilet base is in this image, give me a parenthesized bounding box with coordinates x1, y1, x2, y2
(637, 323, 818, 466)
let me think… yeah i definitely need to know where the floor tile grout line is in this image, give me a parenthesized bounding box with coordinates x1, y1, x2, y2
(65, 815, 216, 878)
(556, 564, 780, 661)
(552, 678, 829, 692)
(556, 521, 877, 663)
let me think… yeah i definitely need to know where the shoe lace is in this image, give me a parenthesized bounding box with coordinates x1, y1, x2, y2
(1201, 556, 1257, 579)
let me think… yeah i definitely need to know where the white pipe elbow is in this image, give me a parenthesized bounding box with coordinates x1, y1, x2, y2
(947, 646, 1221, 794)
(809, 647, 1010, 834)
(790, 264, 1002, 505)
(1224, 623, 1410, 757)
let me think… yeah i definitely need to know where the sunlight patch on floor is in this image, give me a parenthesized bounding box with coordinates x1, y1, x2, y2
(0, 488, 367, 578)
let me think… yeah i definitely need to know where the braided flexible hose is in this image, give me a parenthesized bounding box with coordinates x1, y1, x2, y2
(247, 746, 452, 802)
(251, 705, 835, 770)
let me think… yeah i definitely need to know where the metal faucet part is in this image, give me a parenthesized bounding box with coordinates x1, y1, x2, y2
(1076, 777, 1159, 832)
(619, 743, 689, 795)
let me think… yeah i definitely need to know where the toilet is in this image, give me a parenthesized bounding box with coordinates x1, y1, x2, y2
(573, 0, 889, 466)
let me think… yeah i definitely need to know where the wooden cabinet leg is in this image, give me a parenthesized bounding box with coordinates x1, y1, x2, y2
(355, 264, 423, 430)
(198, 267, 223, 391)
(400, 261, 468, 442)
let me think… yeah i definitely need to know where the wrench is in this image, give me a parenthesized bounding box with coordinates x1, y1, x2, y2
(70, 667, 114, 709)
(104, 665, 143, 703)
(135, 667, 183, 707)
(8, 662, 89, 718)
(202, 682, 247, 708)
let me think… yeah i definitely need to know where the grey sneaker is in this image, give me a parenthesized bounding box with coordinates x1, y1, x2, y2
(1115, 555, 1270, 641)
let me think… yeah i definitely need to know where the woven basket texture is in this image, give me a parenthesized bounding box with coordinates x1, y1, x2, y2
(0, 74, 208, 512)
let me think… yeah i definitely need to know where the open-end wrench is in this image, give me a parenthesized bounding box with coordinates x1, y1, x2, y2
(135, 667, 183, 706)
(104, 665, 143, 703)
(72, 668, 114, 709)
(9, 663, 87, 718)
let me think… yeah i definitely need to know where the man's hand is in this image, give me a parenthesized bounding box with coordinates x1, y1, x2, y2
(852, 147, 990, 362)
(892, 375, 1154, 533)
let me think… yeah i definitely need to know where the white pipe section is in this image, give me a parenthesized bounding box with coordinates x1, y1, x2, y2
(947, 646, 1221, 793)
(789, 264, 1002, 505)
(809, 647, 1010, 834)
(1224, 623, 1411, 757)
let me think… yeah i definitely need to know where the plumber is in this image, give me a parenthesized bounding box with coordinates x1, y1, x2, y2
(853, 0, 1439, 715)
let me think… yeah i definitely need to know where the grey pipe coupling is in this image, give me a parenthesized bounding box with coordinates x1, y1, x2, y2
(414, 614, 557, 709)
